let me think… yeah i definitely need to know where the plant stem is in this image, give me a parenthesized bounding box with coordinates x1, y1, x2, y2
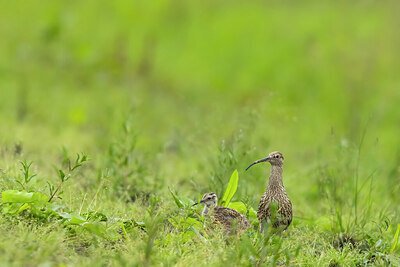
(48, 181, 63, 202)
(48, 166, 75, 202)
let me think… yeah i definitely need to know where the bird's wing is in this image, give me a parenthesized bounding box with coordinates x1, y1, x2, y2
(214, 207, 242, 219)
(213, 207, 249, 229)
(257, 194, 270, 222)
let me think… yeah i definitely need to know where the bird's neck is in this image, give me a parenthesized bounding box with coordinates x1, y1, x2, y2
(268, 164, 283, 188)
(202, 204, 215, 216)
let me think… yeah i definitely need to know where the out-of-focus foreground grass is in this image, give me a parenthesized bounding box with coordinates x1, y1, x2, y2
(0, 0, 399, 265)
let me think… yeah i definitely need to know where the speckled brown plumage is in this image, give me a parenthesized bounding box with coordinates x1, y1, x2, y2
(246, 151, 292, 232)
(196, 192, 250, 232)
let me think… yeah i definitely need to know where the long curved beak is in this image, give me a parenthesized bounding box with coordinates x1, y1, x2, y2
(246, 156, 270, 171)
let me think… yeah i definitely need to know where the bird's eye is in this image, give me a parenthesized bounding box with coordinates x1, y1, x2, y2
(275, 155, 279, 158)
(207, 197, 212, 200)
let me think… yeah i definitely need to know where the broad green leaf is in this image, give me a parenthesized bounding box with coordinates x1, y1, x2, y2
(169, 188, 184, 209)
(28, 203, 52, 218)
(33, 203, 65, 219)
(59, 212, 86, 225)
(45, 203, 65, 214)
(58, 212, 74, 220)
(70, 215, 87, 225)
(2, 203, 25, 214)
(2, 190, 48, 205)
(220, 169, 239, 207)
(228, 202, 247, 214)
(18, 203, 30, 213)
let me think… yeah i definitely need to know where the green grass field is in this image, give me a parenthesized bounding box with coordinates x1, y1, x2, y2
(1, 1, 400, 265)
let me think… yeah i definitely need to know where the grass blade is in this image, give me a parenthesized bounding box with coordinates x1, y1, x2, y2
(391, 224, 400, 253)
(169, 187, 184, 209)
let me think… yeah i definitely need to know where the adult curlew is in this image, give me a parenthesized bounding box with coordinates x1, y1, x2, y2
(193, 192, 250, 232)
(246, 151, 292, 232)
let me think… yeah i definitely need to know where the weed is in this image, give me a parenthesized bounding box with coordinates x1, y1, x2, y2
(49, 153, 88, 202)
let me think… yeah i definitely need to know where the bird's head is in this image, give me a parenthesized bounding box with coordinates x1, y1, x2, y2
(246, 151, 284, 170)
(193, 192, 218, 208)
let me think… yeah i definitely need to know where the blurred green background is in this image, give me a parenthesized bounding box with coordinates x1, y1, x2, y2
(1, 0, 399, 230)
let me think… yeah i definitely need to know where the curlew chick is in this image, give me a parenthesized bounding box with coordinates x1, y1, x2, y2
(194, 192, 250, 232)
(246, 151, 292, 232)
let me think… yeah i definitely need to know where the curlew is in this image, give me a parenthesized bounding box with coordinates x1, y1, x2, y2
(246, 151, 292, 232)
(193, 192, 250, 232)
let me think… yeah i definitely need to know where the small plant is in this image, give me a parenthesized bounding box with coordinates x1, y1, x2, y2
(48, 153, 88, 202)
(21, 160, 37, 184)
(16, 160, 37, 189)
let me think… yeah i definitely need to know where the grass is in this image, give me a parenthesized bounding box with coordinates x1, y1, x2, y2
(0, 0, 400, 265)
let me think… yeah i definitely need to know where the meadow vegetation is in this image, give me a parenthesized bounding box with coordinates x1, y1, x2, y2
(0, 0, 400, 265)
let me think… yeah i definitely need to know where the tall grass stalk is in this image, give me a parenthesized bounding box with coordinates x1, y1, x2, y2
(353, 120, 370, 227)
